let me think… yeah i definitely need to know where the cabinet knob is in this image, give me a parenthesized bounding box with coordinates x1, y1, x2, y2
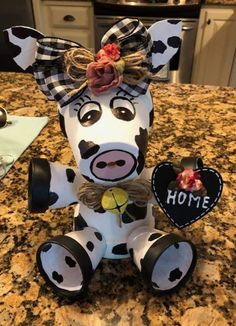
(207, 19, 211, 25)
(63, 15, 75, 22)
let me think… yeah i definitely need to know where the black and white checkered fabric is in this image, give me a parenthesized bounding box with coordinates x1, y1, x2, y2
(33, 37, 85, 107)
(33, 18, 153, 106)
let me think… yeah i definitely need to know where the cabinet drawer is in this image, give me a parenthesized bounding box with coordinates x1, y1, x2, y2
(51, 28, 93, 49)
(48, 5, 91, 28)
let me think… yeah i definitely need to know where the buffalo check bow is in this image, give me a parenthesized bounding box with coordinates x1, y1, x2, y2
(33, 18, 153, 107)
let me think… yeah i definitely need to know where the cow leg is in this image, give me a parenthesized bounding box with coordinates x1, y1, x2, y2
(36, 227, 106, 297)
(127, 226, 197, 294)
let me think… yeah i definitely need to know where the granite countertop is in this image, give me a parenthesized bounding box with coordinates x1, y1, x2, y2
(0, 72, 235, 325)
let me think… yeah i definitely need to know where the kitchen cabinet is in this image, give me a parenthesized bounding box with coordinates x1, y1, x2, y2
(191, 6, 236, 87)
(32, 0, 94, 50)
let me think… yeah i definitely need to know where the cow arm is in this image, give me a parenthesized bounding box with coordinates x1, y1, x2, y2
(28, 158, 82, 212)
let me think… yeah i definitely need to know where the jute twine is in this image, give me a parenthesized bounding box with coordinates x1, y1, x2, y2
(77, 179, 152, 211)
(64, 47, 153, 96)
(64, 47, 94, 96)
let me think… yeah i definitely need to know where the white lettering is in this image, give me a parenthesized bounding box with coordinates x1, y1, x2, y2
(188, 193, 201, 208)
(166, 190, 211, 209)
(166, 189, 177, 205)
(202, 196, 210, 209)
(178, 191, 187, 205)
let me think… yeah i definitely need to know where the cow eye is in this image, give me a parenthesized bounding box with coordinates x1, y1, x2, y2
(78, 102, 102, 127)
(110, 97, 136, 121)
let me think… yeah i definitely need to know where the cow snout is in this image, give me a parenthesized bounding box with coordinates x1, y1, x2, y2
(91, 150, 136, 181)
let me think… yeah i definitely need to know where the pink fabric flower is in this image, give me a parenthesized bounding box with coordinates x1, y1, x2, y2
(177, 168, 205, 192)
(96, 43, 120, 62)
(86, 61, 123, 95)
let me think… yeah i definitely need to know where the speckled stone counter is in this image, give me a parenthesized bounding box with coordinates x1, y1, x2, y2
(0, 72, 235, 326)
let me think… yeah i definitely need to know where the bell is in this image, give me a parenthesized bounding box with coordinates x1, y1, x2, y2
(101, 187, 128, 215)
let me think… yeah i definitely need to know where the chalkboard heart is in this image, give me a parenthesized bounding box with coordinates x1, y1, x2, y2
(151, 162, 223, 229)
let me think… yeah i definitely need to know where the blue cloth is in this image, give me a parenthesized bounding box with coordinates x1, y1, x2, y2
(0, 115, 48, 177)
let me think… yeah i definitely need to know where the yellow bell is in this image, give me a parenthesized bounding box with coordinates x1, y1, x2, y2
(101, 187, 128, 215)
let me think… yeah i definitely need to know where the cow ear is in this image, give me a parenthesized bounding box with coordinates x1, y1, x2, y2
(3, 26, 44, 72)
(148, 20, 182, 74)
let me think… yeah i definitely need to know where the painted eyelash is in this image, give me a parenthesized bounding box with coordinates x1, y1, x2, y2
(116, 90, 137, 105)
(74, 95, 92, 111)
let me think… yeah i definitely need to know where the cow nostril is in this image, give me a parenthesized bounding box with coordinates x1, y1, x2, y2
(116, 160, 126, 167)
(96, 161, 107, 169)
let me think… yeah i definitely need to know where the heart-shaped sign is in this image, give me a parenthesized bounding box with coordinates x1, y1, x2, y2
(151, 162, 223, 229)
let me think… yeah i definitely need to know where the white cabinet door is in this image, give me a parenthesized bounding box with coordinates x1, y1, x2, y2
(33, 0, 94, 50)
(191, 6, 236, 86)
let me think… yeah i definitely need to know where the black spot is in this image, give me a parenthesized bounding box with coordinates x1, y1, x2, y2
(86, 241, 94, 251)
(129, 248, 134, 260)
(174, 243, 180, 249)
(167, 36, 180, 48)
(3, 30, 21, 61)
(59, 112, 67, 138)
(149, 108, 154, 127)
(135, 127, 148, 156)
(82, 174, 94, 183)
(148, 233, 162, 241)
(52, 271, 63, 284)
(74, 214, 88, 230)
(168, 268, 183, 282)
(78, 140, 100, 159)
(41, 243, 52, 252)
(94, 207, 106, 213)
(152, 281, 160, 289)
(135, 127, 148, 175)
(49, 192, 59, 206)
(12, 26, 43, 39)
(112, 243, 128, 255)
(65, 256, 76, 268)
(136, 151, 145, 175)
(66, 168, 76, 183)
(152, 40, 167, 54)
(122, 203, 147, 224)
(151, 64, 165, 74)
(167, 19, 180, 24)
(94, 232, 102, 241)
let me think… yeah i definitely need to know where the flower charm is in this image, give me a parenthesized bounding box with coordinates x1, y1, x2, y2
(86, 61, 123, 96)
(96, 43, 121, 62)
(86, 43, 125, 95)
(177, 168, 205, 192)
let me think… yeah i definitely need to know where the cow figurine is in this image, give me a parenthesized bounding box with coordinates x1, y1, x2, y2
(5, 18, 199, 298)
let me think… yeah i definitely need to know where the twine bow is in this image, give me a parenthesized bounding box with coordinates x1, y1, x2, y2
(77, 179, 152, 211)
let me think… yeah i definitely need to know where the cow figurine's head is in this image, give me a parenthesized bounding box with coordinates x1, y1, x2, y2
(5, 18, 181, 185)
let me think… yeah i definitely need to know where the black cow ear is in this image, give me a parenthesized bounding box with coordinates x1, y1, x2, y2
(3, 26, 44, 72)
(148, 20, 182, 74)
